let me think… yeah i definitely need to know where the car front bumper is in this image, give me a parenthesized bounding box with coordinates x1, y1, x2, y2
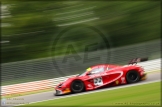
(54, 90, 63, 96)
(54, 88, 71, 96)
(141, 73, 147, 80)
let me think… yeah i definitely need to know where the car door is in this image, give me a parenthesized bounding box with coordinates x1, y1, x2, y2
(89, 67, 123, 88)
(88, 67, 108, 88)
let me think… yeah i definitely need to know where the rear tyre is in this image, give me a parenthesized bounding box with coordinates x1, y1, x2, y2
(70, 80, 84, 93)
(126, 70, 140, 83)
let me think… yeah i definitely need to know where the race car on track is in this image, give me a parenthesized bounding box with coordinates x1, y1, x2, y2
(54, 58, 148, 96)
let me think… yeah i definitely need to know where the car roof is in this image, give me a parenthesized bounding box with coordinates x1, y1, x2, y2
(90, 64, 120, 69)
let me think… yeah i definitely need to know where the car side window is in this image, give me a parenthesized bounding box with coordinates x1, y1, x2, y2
(90, 67, 105, 74)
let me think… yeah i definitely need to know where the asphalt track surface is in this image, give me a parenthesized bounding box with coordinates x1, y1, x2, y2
(2, 72, 161, 107)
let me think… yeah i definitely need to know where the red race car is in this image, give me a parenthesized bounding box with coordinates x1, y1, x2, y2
(54, 58, 148, 96)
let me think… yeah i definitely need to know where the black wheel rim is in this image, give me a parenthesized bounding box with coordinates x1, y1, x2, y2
(72, 81, 83, 91)
(128, 72, 138, 81)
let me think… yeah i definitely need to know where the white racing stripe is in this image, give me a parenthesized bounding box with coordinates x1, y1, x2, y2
(15, 79, 161, 106)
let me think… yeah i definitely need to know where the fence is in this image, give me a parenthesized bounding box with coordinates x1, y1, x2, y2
(1, 39, 161, 85)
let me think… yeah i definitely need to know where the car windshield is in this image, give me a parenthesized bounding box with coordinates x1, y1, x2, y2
(78, 71, 87, 76)
(78, 67, 105, 76)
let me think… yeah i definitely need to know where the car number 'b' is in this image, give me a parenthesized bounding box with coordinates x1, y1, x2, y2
(94, 77, 103, 86)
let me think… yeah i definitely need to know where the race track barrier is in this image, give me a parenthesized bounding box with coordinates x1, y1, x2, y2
(1, 58, 161, 96)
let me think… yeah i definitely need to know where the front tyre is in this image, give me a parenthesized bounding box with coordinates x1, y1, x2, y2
(126, 70, 140, 83)
(70, 80, 84, 93)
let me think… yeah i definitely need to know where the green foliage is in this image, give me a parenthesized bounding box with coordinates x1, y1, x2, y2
(2, 1, 161, 63)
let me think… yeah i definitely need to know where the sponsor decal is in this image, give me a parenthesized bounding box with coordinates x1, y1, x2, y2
(95, 71, 123, 88)
(63, 88, 70, 93)
(88, 84, 93, 88)
(94, 77, 103, 86)
(115, 80, 119, 84)
(121, 77, 125, 84)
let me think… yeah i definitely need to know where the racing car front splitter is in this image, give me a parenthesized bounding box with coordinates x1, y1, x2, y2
(141, 73, 147, 80)
(55, 88, 71, 96)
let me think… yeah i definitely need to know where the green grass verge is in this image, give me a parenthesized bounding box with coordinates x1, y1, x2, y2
(19, 81, 161, 106)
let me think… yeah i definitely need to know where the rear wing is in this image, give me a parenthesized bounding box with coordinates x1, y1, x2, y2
(128, 57, 148, 65)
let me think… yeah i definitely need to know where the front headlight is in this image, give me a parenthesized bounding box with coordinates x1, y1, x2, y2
(139, 66, 144, 72)
(58, 83, 63, 88)
(58, 78, 69, 88)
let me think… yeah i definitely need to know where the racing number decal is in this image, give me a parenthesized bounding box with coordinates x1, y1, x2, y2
(94, 77, 103, 86)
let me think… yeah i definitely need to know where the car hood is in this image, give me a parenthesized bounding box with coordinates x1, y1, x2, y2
(58, 76, 78, 86)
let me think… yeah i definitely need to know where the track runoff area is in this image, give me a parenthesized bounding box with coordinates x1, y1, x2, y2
(7, 70, 160, 107)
